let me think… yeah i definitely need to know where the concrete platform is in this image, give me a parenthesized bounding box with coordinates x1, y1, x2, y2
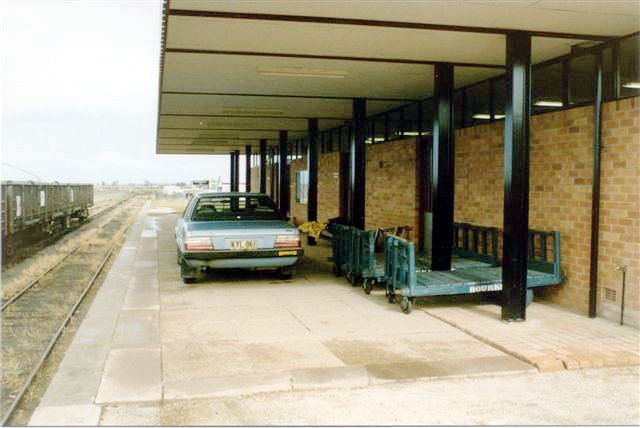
(29, 203, 637, 425)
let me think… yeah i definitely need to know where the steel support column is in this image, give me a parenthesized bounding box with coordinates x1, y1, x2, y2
(502, 31, 532, 321)
(229, 151, 236, 192)
(307, 118, 319, 244)
(350, 99, 366, 229)
(278, 131, 289, 217)
(259, 139, 267, 194)
(589, 52, 604, 318)
(245, 145, 252, 192)
(430, 63, 455, 271)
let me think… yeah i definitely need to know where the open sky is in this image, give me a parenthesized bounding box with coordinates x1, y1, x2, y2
(2, 0, 236, 184)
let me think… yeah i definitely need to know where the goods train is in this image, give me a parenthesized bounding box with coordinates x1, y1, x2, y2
(2, 181, 93, 265)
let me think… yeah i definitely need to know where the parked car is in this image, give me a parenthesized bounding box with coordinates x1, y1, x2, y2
(175, 192, 303, 283)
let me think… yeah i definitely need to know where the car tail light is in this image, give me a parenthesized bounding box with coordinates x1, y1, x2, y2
(184, 237, 214, 251)
(274, 235, 300, 248)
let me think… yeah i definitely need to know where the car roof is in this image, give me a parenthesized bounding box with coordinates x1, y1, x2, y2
(194, 192, 268, 198)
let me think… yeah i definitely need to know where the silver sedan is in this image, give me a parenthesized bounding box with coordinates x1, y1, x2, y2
(175, 192, 303, 283)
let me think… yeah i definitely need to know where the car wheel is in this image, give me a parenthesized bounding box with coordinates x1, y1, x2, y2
(278, 266, 295, 280)
(180, 259, 196, 283)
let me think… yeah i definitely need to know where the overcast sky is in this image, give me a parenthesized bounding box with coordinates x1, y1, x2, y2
(2, 0, 235, 184)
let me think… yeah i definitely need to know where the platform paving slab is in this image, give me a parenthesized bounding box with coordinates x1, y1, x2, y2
(424, 302, 640, 372)
(31, 206, 638, 426)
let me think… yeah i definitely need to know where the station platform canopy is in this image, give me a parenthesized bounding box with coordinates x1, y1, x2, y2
(156, 0, 639, 155)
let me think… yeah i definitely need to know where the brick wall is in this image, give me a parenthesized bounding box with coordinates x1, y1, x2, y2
(454, 97, 639, 323)
(289, 158, 307, 225)
(365, 138, 420, 238)
(317, 151, 340, 224)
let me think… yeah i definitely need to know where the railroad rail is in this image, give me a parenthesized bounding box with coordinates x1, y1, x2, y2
(0, 197, 141, 425)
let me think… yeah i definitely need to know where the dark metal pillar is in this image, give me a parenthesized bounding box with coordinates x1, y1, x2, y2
(502, 31, 532, 321)
(350, 99, 366, 229)
(278, 131, 289, 217)
(245, 145, 252, 192)
(589, 52, 604, 318)
(307, 118, 319, 244)
(430, 63, 455, 271)
(259, 139, 267, 194)
(229, 151, 236, 192)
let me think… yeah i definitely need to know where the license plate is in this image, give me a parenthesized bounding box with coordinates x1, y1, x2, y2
(230, 240, 257, 251)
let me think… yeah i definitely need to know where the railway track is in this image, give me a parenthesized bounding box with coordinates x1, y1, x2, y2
(1, 197, 143, 425)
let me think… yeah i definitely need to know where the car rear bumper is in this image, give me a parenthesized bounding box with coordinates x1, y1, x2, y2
(181, 248, 303, 269)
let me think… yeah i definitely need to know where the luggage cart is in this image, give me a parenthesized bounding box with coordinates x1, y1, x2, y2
(385, 230, 564, 313)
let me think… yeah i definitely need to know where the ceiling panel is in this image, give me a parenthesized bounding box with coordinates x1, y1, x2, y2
(170, 0, 639, 37)
(158, 115, 347, 132)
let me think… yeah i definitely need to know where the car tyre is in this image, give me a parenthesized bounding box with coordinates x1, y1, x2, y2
(180, 259, 196, 284)
(278, 266, 295, 280)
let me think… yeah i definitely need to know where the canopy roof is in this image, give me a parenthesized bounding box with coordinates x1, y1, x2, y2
(156, 0, 639, 154)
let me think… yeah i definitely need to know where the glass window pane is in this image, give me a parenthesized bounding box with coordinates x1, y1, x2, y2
(369, 114, 385, 144)
(570, 54, 595, 105)
(388, 109, 403, 139)
(422, 99, 433, 134)
(464, 81, 491, 125)
(493, 77, 506, 119)
(619, 35, 640, 98)
(533, 62, 563, 113)
(454, 90, 464, 128)
(404, 102, 421, 137)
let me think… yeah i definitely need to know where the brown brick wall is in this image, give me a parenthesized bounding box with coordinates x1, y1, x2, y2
(365, 138, 419, 238)
(289, 158, 307, 226)
(318, 151, 340, 224)
(454, 97, 639, 321)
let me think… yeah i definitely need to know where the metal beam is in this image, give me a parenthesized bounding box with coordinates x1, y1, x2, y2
(502, 31, 532, 322)
(430, 63, 455, 271)
(162, 90, 418, 103)
(245, 145, 252, 192)
(259, 139, 267, 193)
(160, 113, 350, 120)
(229, 151, 236, 191)
(307, 118, 319, 245)
(168, 9, 614, 41)
(350, 99, 367, 229)
(165, 48, 505, 70)
(589, 52, 604, 318)
(278, 131, 290, 217)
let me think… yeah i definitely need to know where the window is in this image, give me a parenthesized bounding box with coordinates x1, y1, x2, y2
(533, 61, 564, 113)
(16, 195, 22, 217)
(387, 108, 404, 139)
(403, 102, 422, 136)
(368, 114, 385, 144)
(421, 99, 434, 134)
(191, 195, 281, 221)
(570, 54, 596, 105)
(492, 77, 506, 119)
(69, 188, 74, 202)
(40, 190, 46, 207)
(464, 80, 491, 125)
(619, 34, 640, 98)
(296, 170, 309, 204)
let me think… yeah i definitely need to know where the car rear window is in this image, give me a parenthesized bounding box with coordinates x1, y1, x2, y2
(190, 195, 282, 221)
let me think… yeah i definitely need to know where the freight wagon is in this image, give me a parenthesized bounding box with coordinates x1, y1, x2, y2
(1, 181, 93, 264)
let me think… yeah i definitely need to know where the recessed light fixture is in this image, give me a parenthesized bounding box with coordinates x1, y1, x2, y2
(257, 66, 348, 79)
(365, 137, 386, 144)
(534, 100, 563, 108)
(403, 131, 421, 136)
(622, 82, 640, 89)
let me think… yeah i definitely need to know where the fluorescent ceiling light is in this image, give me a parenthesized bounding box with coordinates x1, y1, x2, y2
(622, 82, 640, 89)
(257, 66, 347, 79)
(403, 131, 421, 136)
(365, 137, 385, 144)
(534, 100, 563, 108)
(222, 107, 284, 116)
(472, 114, 506, 120)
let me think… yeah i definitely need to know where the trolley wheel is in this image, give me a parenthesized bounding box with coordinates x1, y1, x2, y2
(182, 277, 196, 284)
(526, 288, 534, 306)
(387, 293, 396, 304)
(350, 275, 359, 287)
(332, 264, 341, 277)
(363, 279, 373, 295)
(401, 296, 413, 314)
